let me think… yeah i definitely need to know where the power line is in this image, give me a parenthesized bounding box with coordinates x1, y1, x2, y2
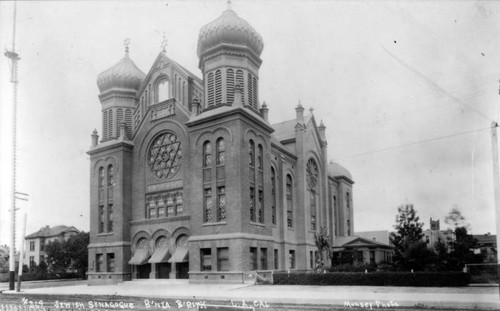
(336, 126, 491, 160)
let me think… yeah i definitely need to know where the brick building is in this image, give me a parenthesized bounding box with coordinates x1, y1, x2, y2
(87, 5, 354, 285)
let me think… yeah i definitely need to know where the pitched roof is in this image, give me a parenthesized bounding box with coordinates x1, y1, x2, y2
(473, 234, 497, 246)
(271, 119, 296, 142)
(333, 236, 393, 248)
(25, 225, 79, 239)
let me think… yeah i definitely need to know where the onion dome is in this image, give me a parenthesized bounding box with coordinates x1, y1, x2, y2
(97, 51, 145, 93)
(328, 161, 353, 181)
(197, 8, 264, 58)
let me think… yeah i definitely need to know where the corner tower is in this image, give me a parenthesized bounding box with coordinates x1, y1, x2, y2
(87, 44, 145, 284)
(197, 2, 264, 111)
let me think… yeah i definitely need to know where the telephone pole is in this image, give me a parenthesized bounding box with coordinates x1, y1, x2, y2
(4, 0, 20, 291)
(491, 121, 500, 298)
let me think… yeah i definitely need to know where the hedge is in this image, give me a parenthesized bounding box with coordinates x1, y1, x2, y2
(273, 271, 471, 287)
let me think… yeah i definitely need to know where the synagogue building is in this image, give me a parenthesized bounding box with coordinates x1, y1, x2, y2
(87, 5, 354, 284)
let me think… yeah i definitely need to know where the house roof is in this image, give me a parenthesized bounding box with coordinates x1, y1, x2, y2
(473, 234, 497, 246)
(333, 236, 393, 249)
(271, 113, 313, 143)
(25, 225, 79, 239)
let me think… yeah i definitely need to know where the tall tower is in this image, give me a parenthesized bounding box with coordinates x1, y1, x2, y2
(197, 3, 264, 111)
(87, 44, 145, 284)
(186, 4, 274, 283)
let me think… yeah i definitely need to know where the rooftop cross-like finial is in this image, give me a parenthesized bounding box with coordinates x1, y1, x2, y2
(227, 0, 232, 10)
(124, 38, 131, 54)
(161, 32, 168, 54)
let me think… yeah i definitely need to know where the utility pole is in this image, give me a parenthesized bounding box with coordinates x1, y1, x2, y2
(4, 0, 20, 291)
(491, 121, 500, 298)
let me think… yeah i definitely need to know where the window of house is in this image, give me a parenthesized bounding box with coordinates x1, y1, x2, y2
(286, 175, 293, 228)
(250, 247, 258, 270)
(204, 188, 213, 222)
(215, 70, 222, 105)
(29, 256, 35, 267)
(29, 241, 35, 251)
(157, 78, 170, 103)
(347, 219, 351, 235)
(260, 248, 267, 270)
(249, 140, 255, 167)
(258, 189, 263, 223)
(250, 187, 256, 222)
(217, 186, 226, 221)
(257, 145, 263, 170)
(207, 72, 214, 107)
(40, 238, 45, 251)
(271, 167, 276, 225)
(175, 192, 183, 215)
(307, 159, 318, 231)
(216, 138, 225, 165)
(107, 253, 115, 272)
(96, 254, 104, 272)
(274, 249, 278, 270)
(203, 141, 212, 168)
(107, 203, 113, 232)
(226, 69, 234, 104)
(217, 247, 229, 271)
(201, 248, 211, 271)
(370, 251, 375, 265)
(98, 167, 104, 202)
(98, 205, 105, 233)
(289, 250, 295, 269)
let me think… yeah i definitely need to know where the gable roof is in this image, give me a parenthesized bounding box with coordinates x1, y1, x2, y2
(271, 113, 314, 143)
(25, 225, 79, 239)
(333, 236, 393, 249)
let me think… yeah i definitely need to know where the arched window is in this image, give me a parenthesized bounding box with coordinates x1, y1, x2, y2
(215, 70, 222, 105)
(247, 73, 253, 108)
(216, 138, 225, 165)
(177, 77, 181, 101)
(306, 159, 318, 231)
(103, 111, 108, 139)
(108, 109, 113, 138)
(158, 78, 170, 102)
(226, 69, 234, 104)
(249, 140, 255, 167)
(182, 81, 186, 105)
(207, 73, 214, 107)
(271, 167, 276, 225)
(107, 165, 114, 232)
(203, 141, 212, 168)
(236, 70, 244, 104)
(257, 145, 263, 170)
(252, 76, 258, 108)
(125, 109, 132, 138)
(116, 108, 124, 137)
(346, 192, 350, 210)
(286, 174, 293, 228)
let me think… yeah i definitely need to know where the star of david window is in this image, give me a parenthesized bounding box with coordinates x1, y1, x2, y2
(148, 132, 182, 179)
(306, 158, 319, 190)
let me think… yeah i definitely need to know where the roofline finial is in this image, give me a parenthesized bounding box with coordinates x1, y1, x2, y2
(124, 38, 131, 55)
(227, 0, 232, 10)
(161, 32, 168, 54)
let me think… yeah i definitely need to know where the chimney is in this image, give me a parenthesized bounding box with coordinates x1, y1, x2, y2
(91, 129, 99, 147)
(260, 101, 269, 122)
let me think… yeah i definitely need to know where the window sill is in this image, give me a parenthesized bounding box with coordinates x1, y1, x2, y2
(287, 227, 295, 231)
(250, 222, 265, 228)
(202, 221, 227, 227)
(97, 232, 114, 237)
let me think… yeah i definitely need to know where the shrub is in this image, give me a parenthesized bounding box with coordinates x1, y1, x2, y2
(273, 271, 470, 287)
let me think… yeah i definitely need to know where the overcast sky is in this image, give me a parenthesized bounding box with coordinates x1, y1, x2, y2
(1, 0, 499, 248)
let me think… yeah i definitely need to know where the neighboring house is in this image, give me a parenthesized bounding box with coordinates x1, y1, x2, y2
(24, 225, 80, 267)
(87, 5, 356, 285)
(473, 233, 497, 263)
(332, 236, 393, 266)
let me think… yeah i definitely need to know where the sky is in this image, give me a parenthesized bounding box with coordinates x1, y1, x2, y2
(1, 0, 500, 249)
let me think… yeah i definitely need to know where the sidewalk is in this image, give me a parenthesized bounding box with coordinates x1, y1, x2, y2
(2, 280, 500, 310)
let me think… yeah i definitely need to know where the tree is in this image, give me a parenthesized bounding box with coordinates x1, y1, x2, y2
(444, 206, 470, 231)
(313, 226, 331, 272)
(45, 231, 89, 278)
(390, 203, 425, 269)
